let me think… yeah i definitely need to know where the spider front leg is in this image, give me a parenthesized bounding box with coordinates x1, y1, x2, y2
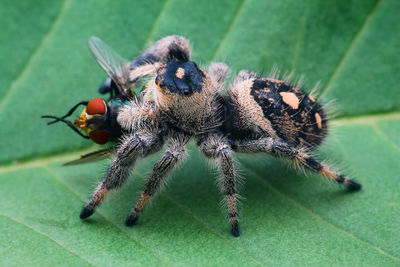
(80, 131, 164, 219)
(125, 134, 190, 226)
(198, 133, 240, 237)
(233, 138, 361, 191)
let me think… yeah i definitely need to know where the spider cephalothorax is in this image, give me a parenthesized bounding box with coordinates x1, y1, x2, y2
(66, 35, 361, 237)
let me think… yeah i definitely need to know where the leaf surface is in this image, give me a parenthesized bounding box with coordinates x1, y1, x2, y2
(0, 0, 399, 266)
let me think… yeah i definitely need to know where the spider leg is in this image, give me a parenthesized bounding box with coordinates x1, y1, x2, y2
(233, 137, 361, 191)
(125, 134, 190, 226)
(198, 133, 240, 237)
(80, 131, 164, 219)
(131, 35, 191, 69)
(233, 70, 258, 83)
(128, 35, 192, 83)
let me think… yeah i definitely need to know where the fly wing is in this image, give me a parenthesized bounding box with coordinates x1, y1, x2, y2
(88, 36, 131, 96)
(63, 146, 116, 166)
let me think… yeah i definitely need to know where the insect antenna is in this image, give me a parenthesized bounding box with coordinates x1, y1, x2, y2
(41, 115, 90, 139)
(42, 101, 89, 125)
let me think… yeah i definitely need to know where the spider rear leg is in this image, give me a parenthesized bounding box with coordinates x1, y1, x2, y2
(234, 138, 361, 191)
(131, 35, 191, 69)
(80, 131, 163, 219)
(125, 135, 189, 226)
(199, 133, 240, 237)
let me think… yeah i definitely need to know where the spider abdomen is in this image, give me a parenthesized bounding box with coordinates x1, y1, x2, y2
(229, 76, 327, 148)
(252, 78, 327, 148)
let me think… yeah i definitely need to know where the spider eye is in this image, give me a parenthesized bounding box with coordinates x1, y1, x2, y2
(155, 75, 162, 86)
(182, 88, 193, 96)
(86, 97, 106, 115)
(89, 130, 109, 144)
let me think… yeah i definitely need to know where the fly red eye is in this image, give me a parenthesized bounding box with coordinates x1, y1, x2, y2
(89, 130, 109, 144)
(86, 97, 106, 115)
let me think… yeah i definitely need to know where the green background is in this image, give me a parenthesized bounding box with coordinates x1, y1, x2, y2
(0, 0, 399, 266)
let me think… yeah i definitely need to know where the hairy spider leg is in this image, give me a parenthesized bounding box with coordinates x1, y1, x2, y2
(125, 134, 190, 226)
(80, 131, 164, 219)
(130, 35, 191, 69)
(198, 133, 240, 237)
(233, 137, 361, 190)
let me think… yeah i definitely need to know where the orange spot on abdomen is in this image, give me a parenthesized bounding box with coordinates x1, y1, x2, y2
(315, 113, 322, 129)
(279, 92, 299, 109)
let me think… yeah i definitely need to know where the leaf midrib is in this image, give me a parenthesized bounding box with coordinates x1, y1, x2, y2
(0, 110, 398, 173)
(5, 143, 398, 265)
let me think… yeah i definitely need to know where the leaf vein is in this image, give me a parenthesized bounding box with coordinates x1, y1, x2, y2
(369, 123, 400, 153)
(291, 0, 311, 69)
(42, 166, 170, 266)
(164, 195, 266, 267)
(140, 0, 172, 47)
(44, 165, 262, 266)
(210, 0, 249, 61)
(332, 110, 400, 125)
(243, 166, 400, 262)
(0, 0, 72, 113)
(0, 212, 97, 266)
(320, 0, 384, 97)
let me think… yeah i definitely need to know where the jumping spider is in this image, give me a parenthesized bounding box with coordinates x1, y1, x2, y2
(74, 35, 361, 237)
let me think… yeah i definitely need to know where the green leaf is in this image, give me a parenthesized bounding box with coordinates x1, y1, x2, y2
(1, 0, 399, 266)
